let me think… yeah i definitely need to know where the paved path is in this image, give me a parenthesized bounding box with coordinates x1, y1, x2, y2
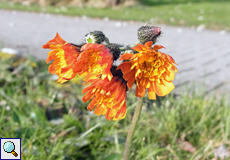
(1, 9, 230, 94)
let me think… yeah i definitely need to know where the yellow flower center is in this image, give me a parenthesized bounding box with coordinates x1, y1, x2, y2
(88, 51, 106, 75)
(94, 89, 118, 109)
(92, 88, 121, 118)
(138, 53, 171, 83)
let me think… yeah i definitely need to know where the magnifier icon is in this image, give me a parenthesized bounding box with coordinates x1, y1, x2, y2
(3, 141, 18, 157)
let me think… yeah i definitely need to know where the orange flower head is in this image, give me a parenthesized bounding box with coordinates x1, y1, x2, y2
(117, 41, 177, 99)
(43, 33, 80, 83)
(82, 77, 127, 121)
(74, 43, 113, 82)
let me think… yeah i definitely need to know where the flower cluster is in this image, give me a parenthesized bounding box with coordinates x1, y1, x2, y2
(43, 26, 177, 121)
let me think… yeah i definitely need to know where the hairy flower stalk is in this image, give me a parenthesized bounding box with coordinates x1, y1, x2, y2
(123, 97, 143, 160)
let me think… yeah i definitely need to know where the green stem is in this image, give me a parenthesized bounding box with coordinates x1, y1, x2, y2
(123, 97, 143, 160)
(119, 40, 140, 51)
(130, 40, 141, 47)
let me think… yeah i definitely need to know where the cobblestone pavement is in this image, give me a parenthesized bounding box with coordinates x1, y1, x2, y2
(1, 9, 230, 95)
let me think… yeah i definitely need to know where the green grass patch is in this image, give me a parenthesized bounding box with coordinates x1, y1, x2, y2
(0, 51, 230, 159)
(0, 1, 230, 31)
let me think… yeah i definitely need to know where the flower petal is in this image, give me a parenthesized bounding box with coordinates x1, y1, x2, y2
(117, 61, 132, 74)
(145, 41, 153, 48)
(147, 88, 156, 99)
(153, 45, 165, 50)
(42, 33, 66, 49)
(132, 44, 146, 52)
(119, 53, 134, 61)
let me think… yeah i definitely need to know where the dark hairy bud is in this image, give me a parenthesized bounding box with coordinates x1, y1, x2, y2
(85, 31, 106, 44)
(137, 26, 161, 44)
(106, 43, 121, 61)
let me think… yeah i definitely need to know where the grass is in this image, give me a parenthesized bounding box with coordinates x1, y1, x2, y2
(0, 51, 230, 159)
(0, 1, 230, 31)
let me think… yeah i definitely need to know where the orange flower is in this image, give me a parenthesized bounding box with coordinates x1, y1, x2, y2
(82, 77, 127, 121)
(74, 43, 113, 82)
(117, 41, 177, 99)
(43, 33, 80, 83)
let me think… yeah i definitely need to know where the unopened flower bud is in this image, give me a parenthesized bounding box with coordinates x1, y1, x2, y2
(85, 31, 106, 44)
(137, 26, 161, 44)
(106, 43, 121, 61)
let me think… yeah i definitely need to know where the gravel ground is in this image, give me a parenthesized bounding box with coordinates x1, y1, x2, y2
(1, 9, 230, 95)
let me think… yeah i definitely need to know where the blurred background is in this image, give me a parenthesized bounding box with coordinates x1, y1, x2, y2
(0, 0, 230, 159)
